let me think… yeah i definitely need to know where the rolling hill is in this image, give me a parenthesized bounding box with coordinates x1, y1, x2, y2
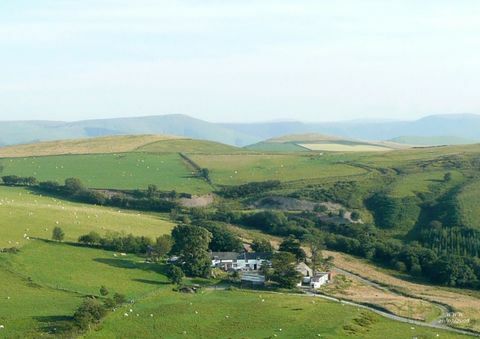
(2, 113, 480, 147)
(0, 134, 240, 158)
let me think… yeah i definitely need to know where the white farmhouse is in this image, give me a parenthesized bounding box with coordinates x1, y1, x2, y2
(211, 252, 272, 271)
(309, 272, 331, 289)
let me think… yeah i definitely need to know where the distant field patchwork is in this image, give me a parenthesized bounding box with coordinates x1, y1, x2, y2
(0, 153, 212, 193)
(299, 143, 392, 152)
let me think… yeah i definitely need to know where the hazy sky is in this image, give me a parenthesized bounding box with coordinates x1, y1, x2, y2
(0, 1, 479, 122)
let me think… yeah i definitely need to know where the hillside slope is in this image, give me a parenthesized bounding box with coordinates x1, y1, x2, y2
(2, 113, 480, 147)
(0, 134, 240, 157)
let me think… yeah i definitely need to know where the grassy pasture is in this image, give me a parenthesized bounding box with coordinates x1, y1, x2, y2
(0, 135, 181, 158)
(388, 170, 463, 198)
(87, 289, 467, 339)
(190, 154, 367, 186)
(0, 267, 81, 338)
(299, 143, 392, 152)
(1, 241, 169, 298)
(244, 141, 309, 152)
(0, 186, 173, 248)
(0, 152, 212, 193)
(137, 139, 240, 154)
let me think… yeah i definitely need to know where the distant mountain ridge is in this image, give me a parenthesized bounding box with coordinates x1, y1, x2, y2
(1, 113, 480, 147)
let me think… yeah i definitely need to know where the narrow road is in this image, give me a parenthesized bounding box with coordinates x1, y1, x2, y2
(331, 266, 450, 324)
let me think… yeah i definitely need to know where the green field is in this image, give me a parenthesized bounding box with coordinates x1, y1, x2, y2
(137, 139, 241, 154)
(190, 154, 367, 186)
(0, 186, 174, 248)
(245, 141, 310, 152)
(0, 267, 81, 338)
(0, 153, 212, 193)
(1, 241, 169, 298)
(87, 289, 467, 339)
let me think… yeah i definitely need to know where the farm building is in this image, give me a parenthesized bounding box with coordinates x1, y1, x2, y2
(211, 252, 272, 271)
(309, 272, 331, 289)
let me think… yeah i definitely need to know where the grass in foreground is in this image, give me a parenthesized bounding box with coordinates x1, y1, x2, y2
(0, 267, 81, 338)
(86, 289, 467, 339)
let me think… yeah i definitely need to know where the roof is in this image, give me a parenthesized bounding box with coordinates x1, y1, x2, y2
(311, 273, 330, 282)
(211, 252, 238, 260)
(211, 252, 272, 261)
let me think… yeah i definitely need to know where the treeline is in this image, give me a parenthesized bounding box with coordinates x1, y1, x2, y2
(421, 225, 480, 258)
(78, 231, 156, 254)
(217, 180, 281, 198)
(1, 175, 37, 186)
(1, 175, 178, 213)
(195, 207, 480, 288)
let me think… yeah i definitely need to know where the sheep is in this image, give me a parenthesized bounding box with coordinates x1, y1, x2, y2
(0, 325, 4, 329)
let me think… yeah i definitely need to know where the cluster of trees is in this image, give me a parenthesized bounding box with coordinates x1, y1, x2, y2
(420, 224, 480, 258)
(1, 175, 37, 186)
(78, 231, 172, 256)
(218, 180, 281, 198)
(72, 292, 126, 332)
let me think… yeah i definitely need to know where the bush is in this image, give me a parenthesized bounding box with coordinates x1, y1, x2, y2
(73, 298, 107, 330)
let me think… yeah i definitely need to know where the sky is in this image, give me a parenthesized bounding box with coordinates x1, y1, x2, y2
(0, 0, 479, 123)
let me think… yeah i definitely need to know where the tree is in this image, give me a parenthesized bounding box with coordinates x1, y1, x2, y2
(251, 238, 274, 253)
(313, 204, 328, 213)
(113, 293, 127, 305)
(147, 184, 158, 198)
(279, 236, 306, 262)
(201, 222, 243, 252)
(199, 168, 210, 181)
(302, 234, 324, 273)
(271, 252, 301, 289)
(78, 231, 101, 245)
(166, 265, 185, 285)
(350, 211, 360, 221)
(171, 224, 212, 277)
(52, 226, 65, 242)
(153, 234, 173, 260)
(99, 285, 109, 296)
(444, 172, 452, 182)
(64, 177, 85, 194)
(73, 298, 107, 330)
